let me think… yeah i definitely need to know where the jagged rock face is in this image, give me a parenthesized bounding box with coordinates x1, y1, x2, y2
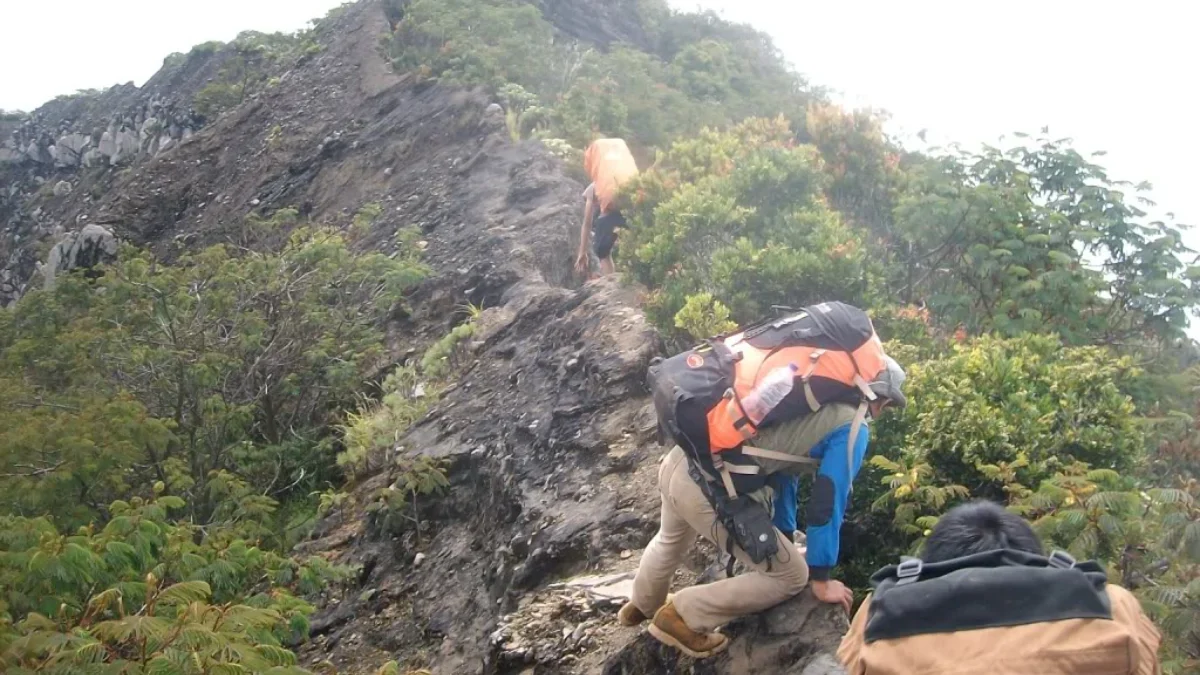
(535, 0, 654, 51)
(0, 31, 248, 307)
(1, 104, 200, 171)
(300, 274, 667, 673)
(51, 133, 91, 168)
(1, 45, 225, 174)
(43, 224, 118, 288)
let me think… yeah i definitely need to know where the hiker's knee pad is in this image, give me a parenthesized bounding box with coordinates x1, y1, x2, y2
(806, 475, 835, 527)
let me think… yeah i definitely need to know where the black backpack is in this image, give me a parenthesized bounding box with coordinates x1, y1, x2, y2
(864, 548, 1113, 643)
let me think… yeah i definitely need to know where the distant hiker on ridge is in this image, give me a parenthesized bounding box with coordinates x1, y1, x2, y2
(575, 138, 638, 279)
(626, 303, 908, 659)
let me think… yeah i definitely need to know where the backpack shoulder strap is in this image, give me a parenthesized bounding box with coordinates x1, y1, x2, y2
(846, 400, 868, 494)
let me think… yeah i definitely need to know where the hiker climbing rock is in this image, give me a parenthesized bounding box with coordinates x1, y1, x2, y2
(621, 303, 907, 658)
(837, 501, 1163, 674)
(767, 350, 904, 560)
(575, 138, 638, 278)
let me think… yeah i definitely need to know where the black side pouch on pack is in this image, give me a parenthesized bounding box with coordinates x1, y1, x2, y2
(719, 495, 779, 569)
(684, 458, 779, 575)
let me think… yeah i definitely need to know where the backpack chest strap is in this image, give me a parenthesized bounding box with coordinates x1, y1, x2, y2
(741, 445, 821, 465)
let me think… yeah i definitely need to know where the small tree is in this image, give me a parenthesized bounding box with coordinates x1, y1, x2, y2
(619, 116, 877, 340)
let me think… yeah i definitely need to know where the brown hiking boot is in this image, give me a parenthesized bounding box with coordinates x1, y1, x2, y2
(618, 601, 650, 626)
(648, 601, 728, 659)
(617, 593, 672, 627)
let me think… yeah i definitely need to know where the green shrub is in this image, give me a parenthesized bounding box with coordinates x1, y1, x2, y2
(0, 488, 352, 672)
(420, 323, 475, 380)
(365, 455, 450, 541)
(874, 334, 1143, 507)
(619, 116, 876, 340)
(391, 0, 560, 94)
(0, 220, 429, 527)
(194, 81, 246, 118)
(673, 292, 736, 339)
(338, 366, 434, 478)
(887, 135, 1200, 345)
(850, 334, 1147, 584)
(386, 0, 818, 152)
(192, 30, 322, 120)
(338, 304, 481, 478)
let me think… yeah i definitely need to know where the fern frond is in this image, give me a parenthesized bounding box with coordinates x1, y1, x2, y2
(1182, 521, 1200, 560)
(869, 455, 901, 472)
(1097, 514, 1123, 537)
(1147, 488, 1192, 506)
(87, 588, 123, 615)
(1086, 491, 1138, 513)
(92, 615, 172, 644)
(915, 516, 940, 530)
(1084, 469, 1122, 485)
(146, 654, 187, 675)
(156, 581, 212, 606)
(257, 644, 298, 667)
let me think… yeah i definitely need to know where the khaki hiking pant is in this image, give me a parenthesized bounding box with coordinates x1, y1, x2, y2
(631, 445, 809, 632)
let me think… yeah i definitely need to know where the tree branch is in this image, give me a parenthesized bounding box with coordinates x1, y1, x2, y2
(0, 461, 67, 479)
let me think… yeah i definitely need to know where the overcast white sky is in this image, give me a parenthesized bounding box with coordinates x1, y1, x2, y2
(683, 0, 1199, 233)
(0, 1, 343, 111)
(1, 0, 1196, 236)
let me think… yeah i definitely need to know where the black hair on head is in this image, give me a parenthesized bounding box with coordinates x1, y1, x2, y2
(921, 500, 1044, 563)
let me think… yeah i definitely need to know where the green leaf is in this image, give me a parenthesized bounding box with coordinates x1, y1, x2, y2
(157, 496, 187, 510)
(258, 644, 299, 667)
(156, 580, 212, 606)
(1086, 491, 1137, 512)
(1147, 488, 1192, 505)
(1047, 250, 1073, 266)
(87, 587, 124, 614)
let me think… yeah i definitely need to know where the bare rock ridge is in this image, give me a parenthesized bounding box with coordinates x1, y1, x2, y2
(533, 0, 654, 50)
(0, 31, 246, 304)
(0, 1, 849, 672)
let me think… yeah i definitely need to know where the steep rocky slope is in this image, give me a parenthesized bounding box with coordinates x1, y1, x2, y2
(0, 1, 848, 673)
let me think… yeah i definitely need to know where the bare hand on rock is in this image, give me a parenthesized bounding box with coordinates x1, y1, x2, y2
(810, 579, 853, 615)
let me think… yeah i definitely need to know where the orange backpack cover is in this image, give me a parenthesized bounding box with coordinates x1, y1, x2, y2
(584, 138, 639, 214)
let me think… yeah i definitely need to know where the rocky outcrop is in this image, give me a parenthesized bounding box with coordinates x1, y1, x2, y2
(0, 44, 227, 308)
(1, 100, 203, 171)
(535, 0, 654, 51)
(42, 224, 118, 288)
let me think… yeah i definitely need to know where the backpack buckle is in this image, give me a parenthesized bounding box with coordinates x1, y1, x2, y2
(1048, 550, 1077, 569)
(895, 557, 923, 586)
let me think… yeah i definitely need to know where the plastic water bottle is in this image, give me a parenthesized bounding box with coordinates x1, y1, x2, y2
(742, 363, 798, 425)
